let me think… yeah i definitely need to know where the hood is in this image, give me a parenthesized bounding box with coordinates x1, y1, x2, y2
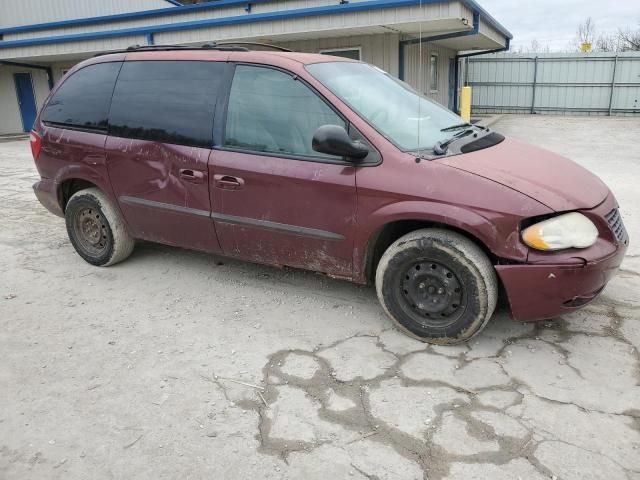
(439, 137, 608, 211)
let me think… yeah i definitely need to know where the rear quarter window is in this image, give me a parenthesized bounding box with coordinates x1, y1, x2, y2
(108, 61, 225, 148)
(42, 62, 121, 131)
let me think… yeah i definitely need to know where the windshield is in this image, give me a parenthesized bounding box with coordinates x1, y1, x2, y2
(306, 62, 465, 151)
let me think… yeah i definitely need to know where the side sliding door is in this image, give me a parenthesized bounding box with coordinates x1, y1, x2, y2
(105, 60, 226, 253)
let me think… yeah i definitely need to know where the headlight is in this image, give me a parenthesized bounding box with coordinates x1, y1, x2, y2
(522, 212, 598, 251)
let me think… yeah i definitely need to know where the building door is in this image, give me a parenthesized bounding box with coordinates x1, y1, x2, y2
(13, 73, 38, 132)
(448, 58, 456, 111)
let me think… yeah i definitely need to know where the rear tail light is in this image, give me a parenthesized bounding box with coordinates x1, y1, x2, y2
(30, 131, 42, 160)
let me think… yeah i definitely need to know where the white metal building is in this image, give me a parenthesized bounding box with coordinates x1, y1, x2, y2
(0, 0, 511, 134)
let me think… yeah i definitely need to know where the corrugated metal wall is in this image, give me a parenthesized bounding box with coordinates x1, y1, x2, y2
(0, 0, 171, 29)
(467, 52, 640, 116)
(4, 0, 462, 41)
(279, 33, 400, 77)
(0, 1, 464, 60)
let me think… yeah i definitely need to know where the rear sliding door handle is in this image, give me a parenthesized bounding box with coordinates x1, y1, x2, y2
(214, 174, 244, 190)
(179, 168, 205, 183)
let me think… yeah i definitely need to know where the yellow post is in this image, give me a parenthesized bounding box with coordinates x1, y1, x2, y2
(460, 86, 472, 123)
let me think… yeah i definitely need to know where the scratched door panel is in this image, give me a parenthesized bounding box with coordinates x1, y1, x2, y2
(210, 150, 357, 276)
(104, 60, 226, 253)
(105, 137, 219, 253)
(209, 64, 357, 276)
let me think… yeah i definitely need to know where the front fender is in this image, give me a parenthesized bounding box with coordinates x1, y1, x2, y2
(353, 200, 530, 283)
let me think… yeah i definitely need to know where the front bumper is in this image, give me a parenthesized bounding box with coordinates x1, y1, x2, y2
(496, 244, 626, 321)
(33, 178, 63, 217)
(496, 193, 628, 322)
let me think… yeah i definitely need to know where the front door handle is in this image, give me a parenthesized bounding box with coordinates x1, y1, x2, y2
(179, 168, 205, 183)
(214, 174, 244, 190)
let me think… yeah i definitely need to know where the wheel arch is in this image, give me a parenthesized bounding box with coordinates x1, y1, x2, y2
(356, 202, 504, 284)
(362, 219, 497, 284)
(58, 178, 99, 212)
(53, 164, 115, 213)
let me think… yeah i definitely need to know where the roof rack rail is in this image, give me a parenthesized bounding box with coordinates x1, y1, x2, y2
(214, 42, 292, 52)
(126, 43, 250, 51)
(93, 42, 291, 57)
(93, 43, 249, 57)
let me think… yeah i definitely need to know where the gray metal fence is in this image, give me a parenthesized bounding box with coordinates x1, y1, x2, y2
(466, 52, 640, 116)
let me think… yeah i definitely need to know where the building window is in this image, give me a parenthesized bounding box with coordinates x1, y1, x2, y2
(430, 54, 439, 92)
(319, 47, 362, 61)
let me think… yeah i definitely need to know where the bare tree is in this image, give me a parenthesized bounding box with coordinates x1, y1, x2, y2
(528, 39, 540, 52)
(572, 18, 639, 53)
(516, 38, 550, 54)
(618, 25, 640, 51)
(595, 33, 621, 52)
(575, 17, 596, 50)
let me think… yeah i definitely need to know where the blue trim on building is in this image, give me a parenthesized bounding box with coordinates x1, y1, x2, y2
(0, 0, 512, 42)
(163, 0, 183, 6)
(0, 0, 275, 35)
(463, 0, 511, 40)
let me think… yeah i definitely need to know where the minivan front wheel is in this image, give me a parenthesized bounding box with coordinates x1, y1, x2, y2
(375, 228, 497, 344)
(65, 188, 134, 266)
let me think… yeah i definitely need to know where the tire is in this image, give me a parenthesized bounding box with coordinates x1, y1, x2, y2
(65, 187, 135, 266)
(375, 228, 497, 345)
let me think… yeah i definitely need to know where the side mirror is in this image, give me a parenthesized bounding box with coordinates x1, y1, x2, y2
(312, 125, 369, 160)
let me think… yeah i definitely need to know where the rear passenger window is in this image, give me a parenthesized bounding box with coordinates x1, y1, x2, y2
(224, 65, 346, 159)
(42, 62, 121, 131)
(109, 61, 224, 148)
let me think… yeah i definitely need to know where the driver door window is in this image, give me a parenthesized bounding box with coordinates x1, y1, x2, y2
(224, 65, 346, 160)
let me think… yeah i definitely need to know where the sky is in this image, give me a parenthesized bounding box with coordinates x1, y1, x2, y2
(479, 0, 640, 51)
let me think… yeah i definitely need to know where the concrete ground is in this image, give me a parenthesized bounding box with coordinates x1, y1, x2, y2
(1, 115, 639, 480)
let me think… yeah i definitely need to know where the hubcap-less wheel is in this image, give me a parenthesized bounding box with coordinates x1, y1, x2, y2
(65, 188, 135, 267)
(400, 261, 465, 327)
(73, 207, 109, 257)
(375, 228, 498, 344)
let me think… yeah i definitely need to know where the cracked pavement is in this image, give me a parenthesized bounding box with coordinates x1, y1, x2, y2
(1, 115, 639, 479)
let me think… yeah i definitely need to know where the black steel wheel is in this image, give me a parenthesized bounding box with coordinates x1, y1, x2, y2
(65, 188, 135, 266)
(400, 260, 466, 327)
(376, 228, 497, 344)
(71, 205, 110, 258)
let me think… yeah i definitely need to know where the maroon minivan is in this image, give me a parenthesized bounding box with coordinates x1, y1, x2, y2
(30, 44, 628, 344)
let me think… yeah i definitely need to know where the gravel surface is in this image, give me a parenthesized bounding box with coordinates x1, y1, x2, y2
(1, 115, 639, 479)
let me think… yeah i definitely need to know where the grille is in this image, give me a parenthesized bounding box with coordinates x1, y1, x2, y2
(605, 208, 628, 244)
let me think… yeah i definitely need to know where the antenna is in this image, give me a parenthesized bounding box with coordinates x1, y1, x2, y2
(417, 0, 423, 148)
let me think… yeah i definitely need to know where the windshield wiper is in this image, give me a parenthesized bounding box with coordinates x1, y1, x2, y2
(433, 129, 475, 155)
(440, 122, 473, 132)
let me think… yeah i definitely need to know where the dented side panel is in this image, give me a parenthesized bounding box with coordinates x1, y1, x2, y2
(105, 137, 221, 253)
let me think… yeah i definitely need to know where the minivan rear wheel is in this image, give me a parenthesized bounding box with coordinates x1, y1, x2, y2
(375, 228, 497, 344)
(65, 188, 134, 266)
